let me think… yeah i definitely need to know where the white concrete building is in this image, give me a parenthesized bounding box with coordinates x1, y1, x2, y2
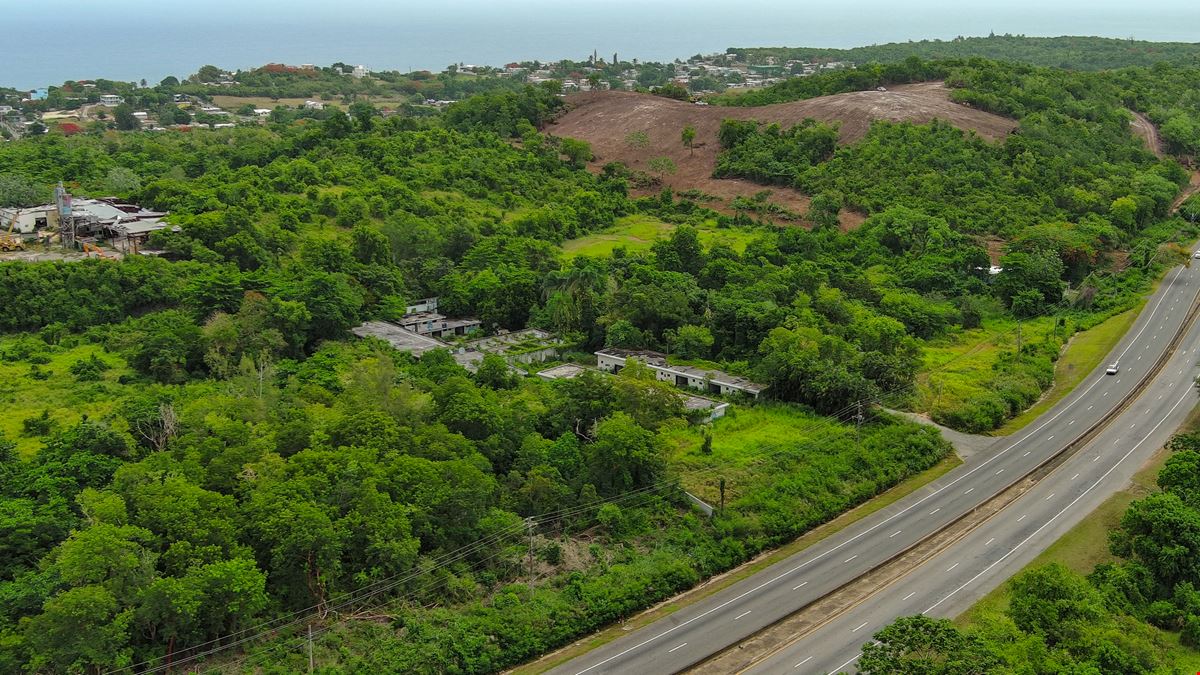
(595, 349, 766, 398)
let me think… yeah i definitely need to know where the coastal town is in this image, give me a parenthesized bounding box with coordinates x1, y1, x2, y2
(0, 52, 850, 140)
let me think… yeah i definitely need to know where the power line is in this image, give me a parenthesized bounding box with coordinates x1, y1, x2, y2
(120, 276, 1116, 673)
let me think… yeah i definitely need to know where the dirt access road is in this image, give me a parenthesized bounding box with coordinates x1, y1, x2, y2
(549, 82, 1017, 227)
(1130, 110, 1165, 158)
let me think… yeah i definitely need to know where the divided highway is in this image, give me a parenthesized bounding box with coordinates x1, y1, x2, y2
(748, 281, 1200, 674)
(549, 256, 1200, 675)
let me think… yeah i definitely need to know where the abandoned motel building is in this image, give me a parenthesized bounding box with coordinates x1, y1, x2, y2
(353, 300, 766, 422)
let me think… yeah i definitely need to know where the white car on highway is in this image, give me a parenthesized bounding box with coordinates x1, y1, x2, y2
(1106, 362, 1120, 375)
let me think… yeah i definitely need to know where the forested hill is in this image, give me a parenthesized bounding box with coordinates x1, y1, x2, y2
(731, 35, 1200, 70)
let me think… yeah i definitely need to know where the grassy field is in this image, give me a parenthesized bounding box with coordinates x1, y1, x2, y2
(560, 214, 761, 258)
(915, 315, 1057, 417)
(956, 403, 1200, 669)
(994, 304, 1143, 434)
(914, 303, 1144, 434)
(0, 337, 135, 458)
(662, 404, 845, 501)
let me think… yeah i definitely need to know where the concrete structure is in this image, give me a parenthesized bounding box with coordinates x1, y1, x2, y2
(303, 100, 324, 110)
(405, 297, 439, 314)
(537, 362, 729, 422)
(395, 311, 480, 339)
(550, 244, 1200, 675)
(0, 205, 54, 235)
(594, 348, 766, 398)
(1, 197, 167, 244)
(98, 94, 123, 106)
(351, 65, 368, 79)
(465, 328, 561, 366)
(351, 321, 447, 356)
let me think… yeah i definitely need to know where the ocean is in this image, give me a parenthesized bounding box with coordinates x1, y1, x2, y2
(5, 0, 1200, 89)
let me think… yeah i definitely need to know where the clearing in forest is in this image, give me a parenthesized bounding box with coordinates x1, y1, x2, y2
(549, 82, 1016, 226)
(560, 214, 760, 258)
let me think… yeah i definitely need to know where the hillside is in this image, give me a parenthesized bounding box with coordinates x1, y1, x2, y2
(548, 82, 1016, 225)
(732, 35, 1200, 70)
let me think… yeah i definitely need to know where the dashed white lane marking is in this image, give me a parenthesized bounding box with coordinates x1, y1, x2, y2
(930, 508, 940, 515)
(843, 555, 858, 563)
(734, 610, 752, 621)
(985, 537, 995, 546)
(794, 656, 813, 668)
(1046, 493, 1055, 500)
(833, 653, 862, 673)
(1048, 435, 1055, 440)
(1131, 423, 1137, 428)
(1093, 455, 1100, 462)
(1088, 405, 1094, 410)
(903, 591, 916, 601)
(571, 277, 1193, 675)
(964, 488, 974, 495)
(889, 530, 902, 538)
(1072, 473, 1079, 480)
(918, 387, 1193, 630)
(1023, 451, 1031, 457)
(996, 469, 1005, 475)
(1017, 514, 1027, 522)
(793, 581, 808, 590)
(668, 642, 687, 653)
(1069, 420, 1075, 425)
(947, 562, 959, 572)
(852, 622, 868, 633)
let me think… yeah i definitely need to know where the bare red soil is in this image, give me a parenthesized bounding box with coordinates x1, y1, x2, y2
(548, 82, 1017, 227)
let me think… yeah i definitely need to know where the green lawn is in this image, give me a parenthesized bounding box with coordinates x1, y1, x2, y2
(560, 214, 760, 259)
(0, 337, 136, 458)
(956, 403, 1200, 670)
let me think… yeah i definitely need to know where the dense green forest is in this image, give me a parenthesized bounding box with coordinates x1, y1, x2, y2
(860, 429, 1200, 674)
(733, 34, 1200, 71)
(712, 57, 1200, 429)
(1, 48, 1199, 672)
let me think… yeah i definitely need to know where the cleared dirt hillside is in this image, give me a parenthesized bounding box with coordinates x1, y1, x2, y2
(548, 82, 1017, 226)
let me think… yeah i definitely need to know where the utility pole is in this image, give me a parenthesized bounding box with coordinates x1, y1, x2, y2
(307, 624, 314, 674)
(855, 400, 865, 445)
(525, 517, 535, 597)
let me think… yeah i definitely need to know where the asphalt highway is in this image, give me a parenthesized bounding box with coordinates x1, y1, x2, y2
(549, 256, 1200, 675)
(748, 280, 1200, 674)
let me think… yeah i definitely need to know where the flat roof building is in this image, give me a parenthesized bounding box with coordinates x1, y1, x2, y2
(352, 321, 448, 356)
(595, 348, 766, 399)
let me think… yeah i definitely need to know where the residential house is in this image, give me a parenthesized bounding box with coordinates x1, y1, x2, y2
(98, 94, 123, 106)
